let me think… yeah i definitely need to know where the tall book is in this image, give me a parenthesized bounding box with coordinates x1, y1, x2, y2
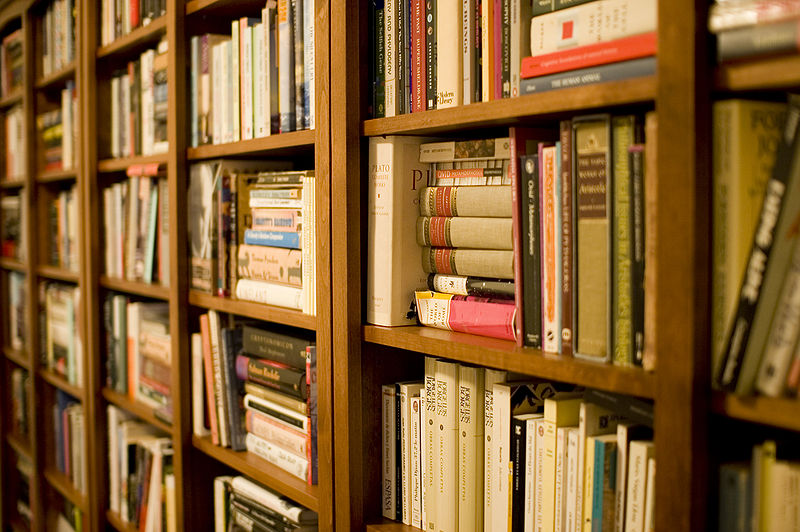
(436, 0, 461, 108)
(541, 395, 583, 532)
(382, 384, 398, 520)
(458, 365, 484, 532)
(399, 381, 424, 525)
(424, 357, 439, 532)
(435, 359, 459, 532)
(483, 368, 507, 531)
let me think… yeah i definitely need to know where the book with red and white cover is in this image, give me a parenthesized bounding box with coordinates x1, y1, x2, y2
(540, 143, 561, 354)
(415, 291, 517, 341)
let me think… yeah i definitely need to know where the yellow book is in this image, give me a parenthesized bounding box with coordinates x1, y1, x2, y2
(542, 395, 583, 532)
(582, 433, 598, 532)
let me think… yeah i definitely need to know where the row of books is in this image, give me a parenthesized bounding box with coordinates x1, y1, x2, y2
(102, 166, 170, 285)
(5, 104, 25, 178)
(188, 162, 317, 315)
(719, 439, 800, 532)
(9, 367, 30, 437)
(100, 0, 167, 47)
(714, 96, 800, 397)
(382, 359, 655, 532)
(7, 271, 25, 351)
(41, 281, 83, 387)
(54, 390, 87, 495)
(214, 475, 318, 532)
(0, 29, 23, 97)
(193, 311, 318, 484)
(711, 0, 800, 63)
(1, 190, 25, 261)
(370, 0, 656, 117)
(109, 38, 168, 158)
(188, 0, 315, 147)
(36, 82, 77, 172)
(46, 183, 80, 271)
(40, 0, 76, 78)
(103, 297, 172, 416)
(107, 405, 176, 532)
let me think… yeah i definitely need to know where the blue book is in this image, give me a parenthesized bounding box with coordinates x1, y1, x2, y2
(243, 229, 301, 249)
(592, 435, 617, 532)
(520, 56, 656, 96)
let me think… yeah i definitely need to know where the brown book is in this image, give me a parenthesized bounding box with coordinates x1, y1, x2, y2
(559, 120, 574, 357)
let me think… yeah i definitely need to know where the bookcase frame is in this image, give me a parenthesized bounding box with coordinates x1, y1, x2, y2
(0, 0, 335, 530)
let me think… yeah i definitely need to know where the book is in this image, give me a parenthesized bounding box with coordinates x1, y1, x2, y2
(717, 18, 800, 62)
(382, 384, 398, 519)
(520, 57, 657, 95)
(614, 422, 652, 532)
(436, 0, 461, 108)
(415, 290, 517, 341)
(398, 381, 423, 525)
(424, 357, 438, 531)
(435, 359, 459, 532)
(560, 120, 575, 359)
(419, 185, 513, 218)
(420, 138, 510, 163)
(416, 216, 513, 249)
(718, 463, 751, 532)
(624, 440, 654, 532)
(542, 395, 583, 532)
(519, 154, 543, 348)
(709, 0, 800, 33)
(458, 365, 484, 532)
(427, 274, 515, 299)
(421, 247, 514, 279)
(235, 278, 303, 309)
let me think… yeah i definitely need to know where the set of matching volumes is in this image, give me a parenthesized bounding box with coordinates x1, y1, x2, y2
(369, 0, 655, 117)
(194, 311, 318, 484)
(41, 281, 83, 386)
(711, 0, 800, 63)
(213, 475, 318, 532)
(39, 0, 75, 78)
(9, 367, 30, 437)
(8, 271, 25, 351)
(0, 28, 23, 96)
(189, 161, 316, 314)
(382, 358, 656, 532)
(109, 37, 168, 158)
(107, 405, 177, 532)
(719, 439, 800, 532)
(4, 103, 25, 178)
(1, 190, 25, 261)
(54, 389, 87, 495)
(714, 95, 800, 397)
(100, 0, 166, 47)
(102, 164, 170, 285)
(46, 182, 80, 271)
(103, 297, 172, 415)
(188, 0, 315, 147)
(37, 82, 77, 172)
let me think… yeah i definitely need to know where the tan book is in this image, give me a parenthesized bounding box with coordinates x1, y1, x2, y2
(416, 217, 513, 249)
(421, 247, 514, 279)
(419, 185, 513, 218)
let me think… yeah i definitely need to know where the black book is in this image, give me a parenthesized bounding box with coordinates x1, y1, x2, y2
(520, 154, 542, 348)
(241, 325, 311, 370)
(629, 145, 646, 367)
(510, 416, 529, 532)
(372, 0, 385, 118)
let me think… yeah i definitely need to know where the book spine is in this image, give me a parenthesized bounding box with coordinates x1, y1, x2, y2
(411, 0, 426, 112)
(428, 274, 515, 299)
(462, 0, 475, 105)
(278, 0, 296, 131)
(253, 24, 267, 138)
(416, 216, 513, 249)
(425, 0, 436, 109)
(560, 121, 574, 357)
(382, 384, 397, 519)
(237, 245, 302, 286)
(458, 365, 484, 532)
(511, 416, 527, 532)
(242, 229, 301, 249)
(411, 394, 423, 527)
(199, 314, 220, 445)
(394, 382, 402, 521)
(292, 0, 305, 129)
(436, 0, 461, 108)
(385, 0, 398, 116)
(236, 355, 307, 400)
(419, 185, 513, 218)
(520, 154, 543, 348)
(267, 6, 280, 134)
(481, 0, 492, 101)
(421, 247, 514, 279)
(242, 24, 254, 140)
(235, 279, 303, 310)
(520, 57, 657, 96)
(500, 0, 510, 98)
(374, 0, 386, 117)
(492, 0, 502, 99)
(303, 0, 314, 129)
(628, 146, 645, 367)
(534, 417, 547, 532)
(415, 290, 517, 341)
(436, 359, 459, 532)
(541, 144, 561, 354)
(400, 385, 411, 525)
(424, 357, 438, 531)
(717, 19, 800, 62)
(245, 433, 309, 482)
(624, 441, 654, 532)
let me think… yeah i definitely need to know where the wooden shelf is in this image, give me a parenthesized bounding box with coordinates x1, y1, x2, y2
(363, 76, 656, 136)
(3, 346, 30, 369)
(716, 54, 800, 92)
(0, 257, 26, 272)
(36, 168, 77, 183)
(6, 432, 32, 461)
(192, 434, 319, 512)
(106, 510, 138, 532)
(189, 290, 316, 331)
(367, 522, 420, 532)
(0, 89, 22, 109)
(43, 467, 86, 511)
(39, 369, 84, 401)
(100, 275, 170, 300)
(34, 61, 76, 90)
(185, 0, 270, 16)
(96, 16, 167, 59)
(102, 388, 173, 434)
(37, 264, 79, 283)
(0, 178, 26, 188)
(364, 325, 656, 399)
(186, 129, 316, 160)
(97, 153, 168, 173)
(712, 392, 800, 432)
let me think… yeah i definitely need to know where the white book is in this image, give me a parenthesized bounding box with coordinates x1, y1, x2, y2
(615, 423, 652, 532)
(436, 0, 462, 108)
(214, 476, 233, 532)
(400, 381, 424, 525)
(382, 384, 398, 520)
(411, 395, 423, 528)
(510, 0, 531, 98)
(642, 457, 655, 532)
(62, 86, 72, 169)
(223, 40, 233, 143)
(384, 0, 397, 117)
(192, 332, 210, 437)
(103, 187, 114, 275)
(462, 0, 475, 105)
(436, 359, 459, 532)
(111, 76, 119, 157)
(492, 383, 512, 532)
(231, 19, 241, 142)
(190, 35, 200, 147)
(564, 427, 580, 532)
(142, 49, 156, 155)
(554, 427, 570, 532)
(243, 394, 309, 432)
(458, 365, 484, 532)
(108, 406, 120, 514)
(253, 23, 267, 138)
(212, 42, 224, 145)
(535, 417, 548, 532)
(424, 357, 438, 531)
(524, 415, 541, 532)
(484, 369, 507, 531)
(624, 440, 654, 532)
(230, 476, 313, 523)
(235, 279, 303, 310)
(242, 25, 254, 140)
(420, 388, 428, 529)
(208, 309, 229, 447)
(245, 432, 309, 481)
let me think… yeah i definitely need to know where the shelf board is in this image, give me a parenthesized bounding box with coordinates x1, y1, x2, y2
(363, 76, 656, 136)
(189, 290, 316, 331)
(39, 369, 84, 401)
(34, 62, 76, 90)
(185, 0, 269, 16)
(6, 431, 32, 460)
(0, 177, 26, 188)
(43, 467, 87, 511)
(716, 54, 800, 91)
(186, 129, 315, 160)
(96, 16, 168, 59)
(192, 434, 319, 512)
(102, 388, 173, 434)
(367, 521, 420, 532)
(100, 275, 170, 300)
(97, 152, 168, 173)
(3, 346, 30, 369)
(712, 391, 800, 431)
(364, 325, 656, 399)
(106, 510, 138, 532)
(0, 257, 26, 272)
(0, 90, 22, 109)
(36, 168, 77, 183)
(37, 264, 79, 283)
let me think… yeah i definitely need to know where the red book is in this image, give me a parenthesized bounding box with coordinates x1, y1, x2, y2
(130, 0, 140, 30)
(520, 32, 657, 79)
(410, 0, 426, 112)
(415, 291, 517, 341)
(493, 0, 503, 99)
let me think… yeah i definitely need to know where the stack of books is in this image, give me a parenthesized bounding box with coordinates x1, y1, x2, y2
(41, 282, 82, 386)
(8, 271, 25, 351)
(188, 0, 315, 146)
(40, 0, 76, 77)
(4, 104, 25, 179)
(100, 0, 166, 46)
(46, 182, 80, 271)
(194, 312, 318, 485)
(382, 358, 655, 532)
(54, 390, 86, 494)
(1, 190, 25, 261)
(102, 164, 169, 285)
(0, 28, 23, 96)
(103, 297, 172, 415)
(711, 0, 800, 63)
(107, 405, 176, 531)
(36, 81, 77, 172)
(213, 475, 318, 531)
(10, 367, 29, 437)
(108, 37, 168, 158)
